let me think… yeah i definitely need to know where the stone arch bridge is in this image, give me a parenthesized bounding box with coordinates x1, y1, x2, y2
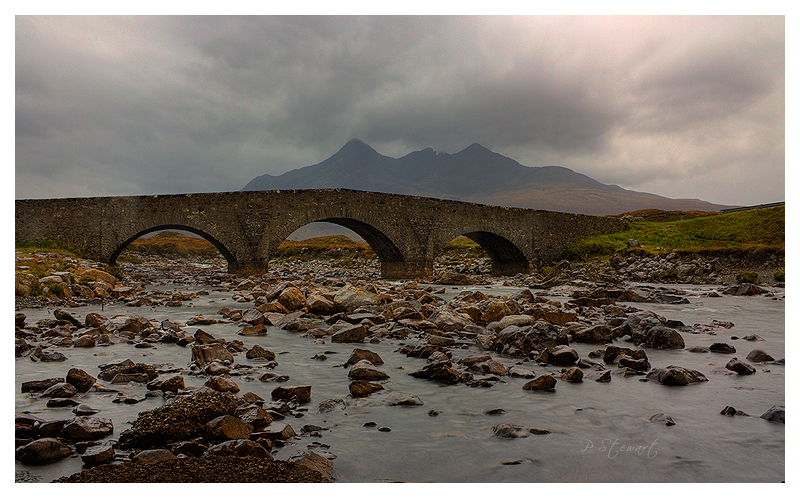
(15, 189, 624, 279)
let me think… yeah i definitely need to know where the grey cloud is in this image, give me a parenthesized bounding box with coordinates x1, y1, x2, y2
(15, 15, 784, 205)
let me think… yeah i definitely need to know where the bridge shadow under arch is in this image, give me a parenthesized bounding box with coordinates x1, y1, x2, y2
(109, 224, 237, 272)
(460, 231, 530, 276)
(281, 217, 406, 273)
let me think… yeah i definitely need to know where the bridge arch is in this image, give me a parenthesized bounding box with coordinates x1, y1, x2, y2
(108, 224, 238, 272)
(269, 215, 406, 277)
(434, 227, 531, 276)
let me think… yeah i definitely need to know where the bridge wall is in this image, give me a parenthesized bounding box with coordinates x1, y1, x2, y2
(15, 189, 624, 278)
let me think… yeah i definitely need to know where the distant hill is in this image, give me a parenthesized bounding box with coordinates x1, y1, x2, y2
(243, 139, 735, 215)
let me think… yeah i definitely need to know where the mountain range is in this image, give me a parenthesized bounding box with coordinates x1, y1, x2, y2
(243, 139, 732, 216)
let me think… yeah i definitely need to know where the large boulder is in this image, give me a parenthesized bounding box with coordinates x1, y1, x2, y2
(117, 390, 246, 449)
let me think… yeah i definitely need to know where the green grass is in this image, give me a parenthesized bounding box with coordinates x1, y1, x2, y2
(561, 206, 784, 261)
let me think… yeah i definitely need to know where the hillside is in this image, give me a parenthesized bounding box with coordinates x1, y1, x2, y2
(243, 139, 734, 215)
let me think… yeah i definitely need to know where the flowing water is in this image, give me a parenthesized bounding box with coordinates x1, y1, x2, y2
(15, 281, 785, 483)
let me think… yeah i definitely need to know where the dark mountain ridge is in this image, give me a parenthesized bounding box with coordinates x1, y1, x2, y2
(243, 139, 733, 215)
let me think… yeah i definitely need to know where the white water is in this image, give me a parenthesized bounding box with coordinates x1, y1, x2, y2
(15, 282, 785, 483)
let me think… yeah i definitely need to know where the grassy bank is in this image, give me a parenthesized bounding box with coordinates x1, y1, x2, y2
(562, 206, 785, 261)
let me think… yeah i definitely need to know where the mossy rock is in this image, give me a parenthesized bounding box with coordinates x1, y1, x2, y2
(774, 269, 785, 282)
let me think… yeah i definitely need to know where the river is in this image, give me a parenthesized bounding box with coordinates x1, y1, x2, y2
(15, 280, 785, 483)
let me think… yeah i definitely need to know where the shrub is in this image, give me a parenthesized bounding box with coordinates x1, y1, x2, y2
(47, 283, 65, 297)
(102, 265, 125, 281)
(774, 269, 785, 282)
(736, 272, 760, 284)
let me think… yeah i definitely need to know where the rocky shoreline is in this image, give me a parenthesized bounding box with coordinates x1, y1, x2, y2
(14, 250, 785, 482)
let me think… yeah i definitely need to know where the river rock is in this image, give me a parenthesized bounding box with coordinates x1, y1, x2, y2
(191, 343, 234, 366)
(348, 360, 390, 381)
(641, 326, 685, 349)
(98, 360, 158, 382)
(205, 376, 241, 394)
(271, 385, 312, 403)
(53, 309, 82, 327)
(709, 343, 736, 354)
(278, 287, 307, 311)
(649, 413, 676, 426)
(133, 448, 178, 465)
(507, 366, 536, 378)
(617, 354, 651, 371)
(588, 370, 612, 382)
(204, 362, 231, 376)
(15, 438, 72, 464)
(146, 375, 185, 393)
(725, 358, 756, 375)
(720, 406, 750, 416)
(81, 442, 115, 466)
(21, 378, 64, 393)
(206, 439, 272, 459)
(41, 382, 78, 398)
(117, 390, 246, 449)
(495, 319, 569, 358)
(317, 398, 347, 413)
(646, 366, 708, 385)
(234, 405, 273, 428)
(562, 366, 584, 383)
(492, 422, 550, 438)
(306, 294, 335, 314)
(537, 345, 579, 366)
(345, 348, 384, 365)
(745, 349, 775, 363)
(292, 451, 336, 482)
(60, 416, 114, 440)
(759, 405, 785, 423)
(573, 324, 614, 343)
(349, 380, 385, 397)
(238, 323, 268, 336)
(66, 368, 96, 392)
(522, 374, 557, 391)
(194, 328, 218, 344)
(205, 414, 253, 442)
(73, 404, 101, 416)
(246, 344, 276, 360)
(331, 323, 369, 343)
(333, 286, 379, 310)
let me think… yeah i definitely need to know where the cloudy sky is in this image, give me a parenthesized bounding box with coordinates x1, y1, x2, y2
(15, 15, 785, 206)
